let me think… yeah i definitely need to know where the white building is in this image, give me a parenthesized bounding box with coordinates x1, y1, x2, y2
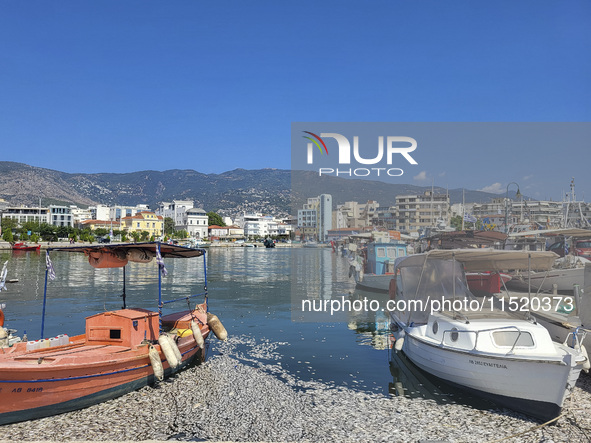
(1, 205, 49, 225)
(70, 206, 92, 225)
(183, 208, 209, 239)
(157, 200, 194, 227)
(297, 194, 332, 242)
(90, 204, 111, 221)
(109, 204, 150, 221)
(49, 205, 74, 227)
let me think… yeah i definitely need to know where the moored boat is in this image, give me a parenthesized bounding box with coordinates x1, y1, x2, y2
(389, 249, 586, 422)
(11, 242, 41, 252)
(0, 241, 225, 425)
(354, 242, 407, 292)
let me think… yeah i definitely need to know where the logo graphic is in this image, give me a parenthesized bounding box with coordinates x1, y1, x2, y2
(302, 131, 328, 161)
(303, 131, 418, 178)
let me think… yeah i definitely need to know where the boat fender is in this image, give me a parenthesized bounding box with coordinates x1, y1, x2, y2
(394, 337, 404, 352)
(169, 334, 183, 363)
(191, 320, 205, 348)
(158, 334, 179, 369)
(0, 309, 4, 327)
(207, 312, 228, 341)
(149, 344, 164, 381)
(0, 328, 7, 348)
(582, 345, 590, 373)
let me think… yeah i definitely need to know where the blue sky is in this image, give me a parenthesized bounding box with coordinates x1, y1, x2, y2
(1, 1, 590, 201)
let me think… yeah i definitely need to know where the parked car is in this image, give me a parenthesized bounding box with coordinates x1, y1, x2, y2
(546, 238, 591, 258)
(574, 239, 591, 259)
(97, 236, 111, 244)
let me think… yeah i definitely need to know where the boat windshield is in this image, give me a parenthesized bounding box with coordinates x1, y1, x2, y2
(395, 258, 474, 324)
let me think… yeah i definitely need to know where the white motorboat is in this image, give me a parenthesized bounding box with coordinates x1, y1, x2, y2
(507, 255, 589, 293)
(389, 249, 586, 422)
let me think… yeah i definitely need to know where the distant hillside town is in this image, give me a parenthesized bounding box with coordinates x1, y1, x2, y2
(299, 184, 591, 242)
(1, 181, 589, 244)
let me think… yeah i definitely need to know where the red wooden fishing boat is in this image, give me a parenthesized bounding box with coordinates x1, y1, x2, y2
(11, 242, 41, 252)
(0, 242, 226, 425)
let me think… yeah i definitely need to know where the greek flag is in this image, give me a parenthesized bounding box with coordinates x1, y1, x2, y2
(0, 261, 7, 292)
(46, 252, 56, 281)
(156, 247, 168, 277)
(463, 213, 477, 223)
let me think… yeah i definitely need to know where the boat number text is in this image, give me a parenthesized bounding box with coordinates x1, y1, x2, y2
(2, 387, 44, 394)
(469, 359, 508, 369)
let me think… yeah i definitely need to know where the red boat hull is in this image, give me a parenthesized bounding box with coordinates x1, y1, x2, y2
(0, 307, 210, 425)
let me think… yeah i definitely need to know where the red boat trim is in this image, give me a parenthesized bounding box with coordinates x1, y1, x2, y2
(0, 343, 201, 383)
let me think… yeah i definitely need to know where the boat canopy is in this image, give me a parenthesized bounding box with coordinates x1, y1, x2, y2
(47, 241, 205, 259)
(508, 228, 591, 238)
(395, 248, 558, 272)
(393, 256, 471, 324)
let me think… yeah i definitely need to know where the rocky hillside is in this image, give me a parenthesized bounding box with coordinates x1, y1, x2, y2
(0, 162, 504, 218)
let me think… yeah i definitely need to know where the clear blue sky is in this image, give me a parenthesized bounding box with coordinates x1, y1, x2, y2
(1, 1, 589, 201)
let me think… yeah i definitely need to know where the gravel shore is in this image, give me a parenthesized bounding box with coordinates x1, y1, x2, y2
(1, 335, 591, 442)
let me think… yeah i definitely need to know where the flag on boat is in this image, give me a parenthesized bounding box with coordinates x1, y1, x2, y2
(46, 252, 56, 281)
(156, 246, 168, 277)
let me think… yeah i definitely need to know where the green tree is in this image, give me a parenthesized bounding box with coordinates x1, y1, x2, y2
(164, 217, 175, 236)
(450, 215, 463, 231)
(94, 228, 109, 237)
(140, 231, 150, 241)
(2, 229, 13, 242)
(207, 212, 225, 227)
(39, 223, 57, 241)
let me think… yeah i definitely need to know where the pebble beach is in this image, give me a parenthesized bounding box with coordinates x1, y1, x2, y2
(1, 335, 590, 442)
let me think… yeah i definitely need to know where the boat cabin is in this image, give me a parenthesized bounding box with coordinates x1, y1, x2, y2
(85, 308, 159, 347)
(365, 242, 407, 275)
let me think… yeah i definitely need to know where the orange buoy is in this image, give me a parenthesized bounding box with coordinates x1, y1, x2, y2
(207, 312, 228, 341)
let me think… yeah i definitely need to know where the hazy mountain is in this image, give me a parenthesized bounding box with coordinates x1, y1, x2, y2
(0, 162, 509, 218)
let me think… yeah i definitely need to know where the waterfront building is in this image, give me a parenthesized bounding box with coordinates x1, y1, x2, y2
(395, 190, 450, 235)
(49, 205, 74, 228)
(79, 219, 121, 232)
(183, 208, 209, 239)
(157, 200, 194, 226)
(70, 206, 92, 225)
(89, 204, 111, 221)
(109, 204, 150, 221)
(297, 194, 332, 242)
(1, 205, 49, 225)
(235, 212, 281, 238)
(120, 212, 163, 238)
(334, 200, 380, 229)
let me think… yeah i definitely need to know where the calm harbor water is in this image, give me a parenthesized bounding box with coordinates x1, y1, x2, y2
(0, 246, 488, 408)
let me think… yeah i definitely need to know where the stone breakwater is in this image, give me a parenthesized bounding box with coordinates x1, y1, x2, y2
(1, 336, 591, 442)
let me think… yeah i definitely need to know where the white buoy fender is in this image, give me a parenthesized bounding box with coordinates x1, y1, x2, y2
(582, 345, 590, 373)
(168, 334, 182, 363)
(158, 334, 179, 369)
(191, 320, 205, 348)
(207, 312, 228, 341)
(394, 337, 404, 352)
(149, 344, 164, 381)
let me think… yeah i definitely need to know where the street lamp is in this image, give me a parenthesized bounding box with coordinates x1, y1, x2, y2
(505, 182, 521, 233)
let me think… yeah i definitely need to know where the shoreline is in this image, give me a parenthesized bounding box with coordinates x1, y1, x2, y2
(1, 335, 590, 442)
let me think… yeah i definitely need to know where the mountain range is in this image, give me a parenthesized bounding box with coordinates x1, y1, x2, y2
(0, 161, 508, 219)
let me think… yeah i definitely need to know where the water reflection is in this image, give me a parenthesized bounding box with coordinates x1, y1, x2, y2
(0, 247, 498, 408)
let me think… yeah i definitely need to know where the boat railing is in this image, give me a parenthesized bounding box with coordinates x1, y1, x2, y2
(160, 291, 208, 308)
(440, 325, 525, 354)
